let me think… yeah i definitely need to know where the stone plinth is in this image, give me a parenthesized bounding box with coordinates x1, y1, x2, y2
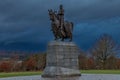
(42, 41, 81, 77)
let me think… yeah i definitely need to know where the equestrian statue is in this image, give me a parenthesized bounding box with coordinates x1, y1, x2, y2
(48, 5, 73, 41)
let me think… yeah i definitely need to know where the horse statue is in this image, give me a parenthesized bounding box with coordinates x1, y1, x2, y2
(48, 9, 73, 41)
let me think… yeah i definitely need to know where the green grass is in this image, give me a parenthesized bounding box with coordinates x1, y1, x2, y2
(0, 71, 42, 78)
(81, 70, 120, 74)
(0, 70, 120, 78)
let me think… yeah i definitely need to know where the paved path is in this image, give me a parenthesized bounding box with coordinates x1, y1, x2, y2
(0, 74, 120, 80)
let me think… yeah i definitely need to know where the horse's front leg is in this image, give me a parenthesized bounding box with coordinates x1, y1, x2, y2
(69, 33, 72, 42)
(55, 35, 59, 40)
(54, 33, 58, 40)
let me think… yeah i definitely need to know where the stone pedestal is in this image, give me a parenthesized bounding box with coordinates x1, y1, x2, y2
(42, 41, 81, 77)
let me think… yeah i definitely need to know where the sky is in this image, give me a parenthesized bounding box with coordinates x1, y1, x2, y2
(0, 0, 120, 52)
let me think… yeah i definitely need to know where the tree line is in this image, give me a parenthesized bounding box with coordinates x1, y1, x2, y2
(0, 53, 46, 72)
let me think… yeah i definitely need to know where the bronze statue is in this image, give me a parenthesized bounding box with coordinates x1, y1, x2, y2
(48, 5, 73, 41)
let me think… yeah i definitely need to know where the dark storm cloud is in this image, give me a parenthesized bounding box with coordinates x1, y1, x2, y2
(0, 0, 52, 44)
(62, 0, 120, 22)
(0, 0, 120, 51)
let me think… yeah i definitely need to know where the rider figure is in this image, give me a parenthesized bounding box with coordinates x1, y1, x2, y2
(58, 5, 66, 37)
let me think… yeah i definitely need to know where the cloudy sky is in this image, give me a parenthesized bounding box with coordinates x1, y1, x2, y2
(0, 0, 120, 51)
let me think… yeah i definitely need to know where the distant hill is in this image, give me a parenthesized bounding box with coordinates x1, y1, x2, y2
(0, 51, 29, 60)
(0, 42, 46, 52)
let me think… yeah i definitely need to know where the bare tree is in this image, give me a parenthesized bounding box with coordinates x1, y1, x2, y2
(91, 34, 118, 69)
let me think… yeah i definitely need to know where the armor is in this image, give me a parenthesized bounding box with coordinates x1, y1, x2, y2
(58, 5, 65, 37)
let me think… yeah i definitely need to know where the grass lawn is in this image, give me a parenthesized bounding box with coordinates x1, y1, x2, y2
(81, 70, 120, 74)
(0, 70, 120, 78)
(0, 71, 42, 78)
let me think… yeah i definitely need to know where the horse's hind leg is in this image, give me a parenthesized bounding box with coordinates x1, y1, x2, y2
(69, 38, 72, 42)
(69, 33, 72, 42)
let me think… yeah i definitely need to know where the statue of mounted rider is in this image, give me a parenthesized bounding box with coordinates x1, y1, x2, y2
(48, 5, 73, 41)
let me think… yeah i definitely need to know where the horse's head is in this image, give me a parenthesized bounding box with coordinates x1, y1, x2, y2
(48, 9, 54, 21)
